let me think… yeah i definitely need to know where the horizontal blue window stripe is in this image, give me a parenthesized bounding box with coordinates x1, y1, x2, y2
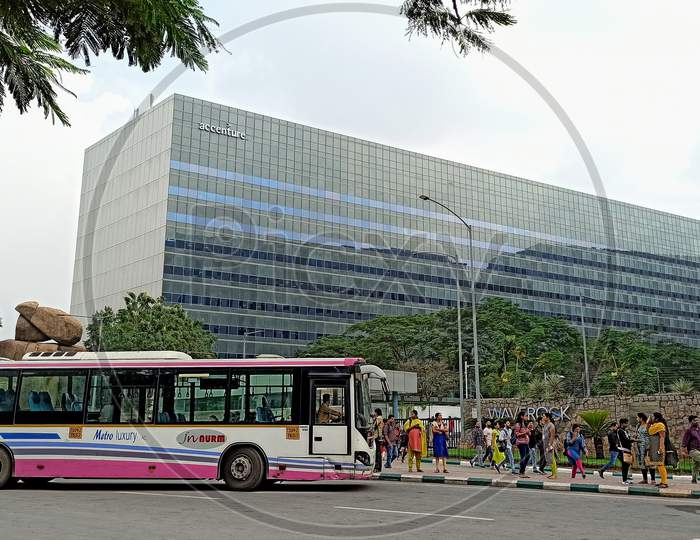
(4, 441, 220, 457)
(170, 159, 609, 251)
(167, 186, 507, 261)
(0, 432, 61, 440)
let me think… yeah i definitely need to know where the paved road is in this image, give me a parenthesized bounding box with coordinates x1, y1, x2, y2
(0, 479, 698, 539)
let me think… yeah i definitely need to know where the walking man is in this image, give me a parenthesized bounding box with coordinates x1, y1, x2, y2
(470, 421, 484, 467)
(542, 412, 558, 479)
(372, 408, 384, 473)
(499, 419, 516, 474)
(383, 415, 398, 469)
(599, 421, 620, 479)
(681, 415, 700, 484)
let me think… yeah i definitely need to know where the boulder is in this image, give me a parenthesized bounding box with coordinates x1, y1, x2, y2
(15, 301, 39, 320)
(15, 315, 49, 342)
(14, 303, 82, 346)
(0, 339, 59, 360)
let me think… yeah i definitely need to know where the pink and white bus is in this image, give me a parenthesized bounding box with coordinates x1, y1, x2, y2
(0, 351, 388, 490)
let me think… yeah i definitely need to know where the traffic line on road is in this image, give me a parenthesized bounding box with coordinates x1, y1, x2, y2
(374, 472, 700, 499)
(117, 491, 222, 500)
(334, 505, 494, 521)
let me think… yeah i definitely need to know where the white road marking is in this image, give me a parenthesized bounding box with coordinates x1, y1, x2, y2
(334, 505, 493, 521)
(117, 491, 221, 500)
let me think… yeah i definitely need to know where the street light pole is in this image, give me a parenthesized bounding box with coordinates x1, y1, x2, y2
(419, 195, 481, 426)
(578, 295, 591, 397)
(242, 329, 264, 358)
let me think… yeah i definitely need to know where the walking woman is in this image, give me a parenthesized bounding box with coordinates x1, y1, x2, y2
(404, 410, 426, 473)
(491, 420, 506, 473)
(634, 412, 655, 485)
(514, 411, 532, 477)
(647, 412, 670, 488)
(431, 412, 449, 473)
(565, 423, 588, 479)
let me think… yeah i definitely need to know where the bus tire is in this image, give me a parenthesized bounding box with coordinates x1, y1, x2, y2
(222, 447, 265, 491)
(0, 448, 13, 489)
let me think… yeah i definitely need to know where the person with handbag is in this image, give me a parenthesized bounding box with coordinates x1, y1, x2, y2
(617, 418, 634, 485)
(647, 412, 670, 489)
(634, 412, 656, 485)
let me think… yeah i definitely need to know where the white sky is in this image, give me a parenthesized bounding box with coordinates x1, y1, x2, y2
(1, 0, 699, 338)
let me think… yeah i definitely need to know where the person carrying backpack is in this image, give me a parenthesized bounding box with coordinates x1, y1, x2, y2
(498, 419, 516, 474)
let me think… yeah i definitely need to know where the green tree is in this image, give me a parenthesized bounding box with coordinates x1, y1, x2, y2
(397, 358, 458, 403)
(402, 0, 516, 55)
(0, 0, 219, 125)
(579, 409, 612, 460)
(85, 292, 215, 358)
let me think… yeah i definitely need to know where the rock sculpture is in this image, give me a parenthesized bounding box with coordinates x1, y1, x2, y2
(0, 302, 86, 360)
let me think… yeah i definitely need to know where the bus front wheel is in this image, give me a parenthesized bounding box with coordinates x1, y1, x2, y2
(222, 447, 265, 491)
(0, 448, 14, 489)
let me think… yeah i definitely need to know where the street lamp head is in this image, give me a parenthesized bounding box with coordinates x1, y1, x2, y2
(418, 194, 430, 201)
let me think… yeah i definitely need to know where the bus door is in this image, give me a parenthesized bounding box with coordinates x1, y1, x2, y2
(309, 379, 349, 455)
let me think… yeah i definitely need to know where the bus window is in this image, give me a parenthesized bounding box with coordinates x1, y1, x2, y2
(156, 370, 227, 423)
(248, 373, 294, 424)
(228, 371, 295, 424)
(86, 370, 157, 424)
(314, 386, 345, 425)
(229, 373, 245, 423)
(16, 370, 87, 424)
(0, 371, 18, 423)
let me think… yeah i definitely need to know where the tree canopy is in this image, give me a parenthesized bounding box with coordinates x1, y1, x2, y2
(85, 292, 215, 358)
(402, 0, 516, 55)
(0, 0, 219, 125)
(301, 298, 700, 398)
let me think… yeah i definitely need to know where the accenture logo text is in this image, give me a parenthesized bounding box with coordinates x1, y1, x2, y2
(198, 121, 246, 140)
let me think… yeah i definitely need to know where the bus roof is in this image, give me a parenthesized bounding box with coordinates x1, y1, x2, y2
(0, 351, 365, 370)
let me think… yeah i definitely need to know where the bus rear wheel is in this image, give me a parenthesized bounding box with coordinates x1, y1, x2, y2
(222, 447, 265, 491)
(0, 448, 13, 489)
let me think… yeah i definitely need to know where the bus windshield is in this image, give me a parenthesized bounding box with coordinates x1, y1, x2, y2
(355, 374, 372, 429)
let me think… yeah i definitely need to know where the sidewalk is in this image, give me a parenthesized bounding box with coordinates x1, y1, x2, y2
(372, 457, 700, 499)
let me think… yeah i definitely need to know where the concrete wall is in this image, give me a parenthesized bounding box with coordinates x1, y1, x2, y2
(465, 393, 699, 446)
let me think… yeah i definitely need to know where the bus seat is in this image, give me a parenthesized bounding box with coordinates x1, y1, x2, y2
(99, 404, 114, 422)
(39, 392, 54, 411)
(29, 391, 41, 411)
(5, 389, 15, 404)
(176, 413, 186, 422)
(256, 406, 275, 423)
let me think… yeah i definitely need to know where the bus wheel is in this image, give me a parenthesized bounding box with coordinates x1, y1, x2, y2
(0, 448, 13, 489)
(222, 447, 265, 491)
(20, 477, 53, 487)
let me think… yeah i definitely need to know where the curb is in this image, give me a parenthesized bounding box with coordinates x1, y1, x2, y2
(373, 473, 700, 499)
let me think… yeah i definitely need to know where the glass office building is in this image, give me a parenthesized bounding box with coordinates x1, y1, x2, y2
(71, 94, 700, 357)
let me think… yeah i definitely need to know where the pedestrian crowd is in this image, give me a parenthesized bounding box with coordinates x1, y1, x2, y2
(370, 408, 700, 488)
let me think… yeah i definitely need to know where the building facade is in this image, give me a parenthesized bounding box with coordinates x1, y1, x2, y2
(71, 94, 700, 357)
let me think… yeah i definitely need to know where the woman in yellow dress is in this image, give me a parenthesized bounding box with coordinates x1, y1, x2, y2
(404, 410, 427, 473)
(647, 412, 670, 488)
(491, 420, 506, 473)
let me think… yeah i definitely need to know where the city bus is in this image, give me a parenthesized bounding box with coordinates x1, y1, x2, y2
(0, 351, 389, 490)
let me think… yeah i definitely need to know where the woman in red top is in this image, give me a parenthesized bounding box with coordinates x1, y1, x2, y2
(514, 411, 532, 477)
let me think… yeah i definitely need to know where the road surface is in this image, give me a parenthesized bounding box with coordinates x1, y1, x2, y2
(0, 479, 698, 539)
